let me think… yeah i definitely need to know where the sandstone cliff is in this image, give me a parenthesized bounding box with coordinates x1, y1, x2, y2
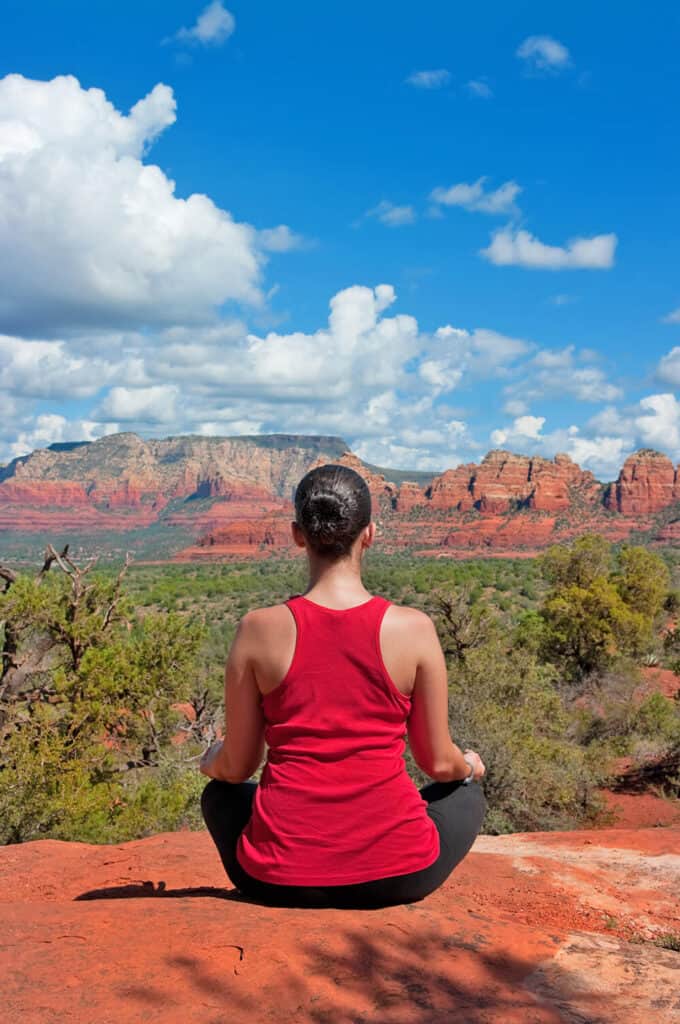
(604, 449, 680, 514)
(2, 435, 680, 558)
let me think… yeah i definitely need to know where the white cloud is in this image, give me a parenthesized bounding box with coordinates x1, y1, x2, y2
(481, 227, 617, 269)
(505, 345, 621, 404)
(634, 393, 680, 452)
(418, 325, 531, 396)
(466, 79, 493, 99)
(430, 177, 521, 216)
(516, 36, 571, 73)
(257, 225, 307, 252)
(503, 399, 528, 416)
(365, 200, 417, 227)
(491, 415, 545, 447)
(656, 347, 680, 387)
(0, 334, 123, 399)
(169, 2, 235, 46)
(1, 283, 540, 469)
(662, 308, 680, 324)
(96, 385, 180, 424)
(0, 74, 305, 334)
(551, 293, 576, 306)
(565, 434, 631, 477)
(406, 70, 451, 89)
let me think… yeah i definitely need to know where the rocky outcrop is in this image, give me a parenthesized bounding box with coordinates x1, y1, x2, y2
(4, 433, 680, 558)
(605, 449, 679, 514)
(1, 825, 678, 1023)
(0, 433, 351, 535)
(423, 451, 599, 516)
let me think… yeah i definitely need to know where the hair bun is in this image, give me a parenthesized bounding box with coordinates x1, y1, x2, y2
(308, 493, 343, 518)
(294, 463, 372, 558)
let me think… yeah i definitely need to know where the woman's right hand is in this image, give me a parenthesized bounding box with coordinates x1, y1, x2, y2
(463, 749, 486, 781)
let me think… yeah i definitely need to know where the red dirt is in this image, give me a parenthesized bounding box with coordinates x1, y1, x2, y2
(1, 826, 678, 1023)
(594, 790, 680, 829)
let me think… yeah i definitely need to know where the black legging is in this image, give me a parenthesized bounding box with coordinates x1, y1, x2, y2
(201, 776, 487, 909)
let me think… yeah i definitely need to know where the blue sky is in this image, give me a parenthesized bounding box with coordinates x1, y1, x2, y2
(1, 1, 679, 479)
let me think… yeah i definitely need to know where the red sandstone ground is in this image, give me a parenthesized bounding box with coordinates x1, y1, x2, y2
(1, 825, 678, 1024)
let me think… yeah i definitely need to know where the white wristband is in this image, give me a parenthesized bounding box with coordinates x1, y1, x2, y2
(462, 756, 475, 785)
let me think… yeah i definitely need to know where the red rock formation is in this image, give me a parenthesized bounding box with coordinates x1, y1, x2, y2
(393, 480, 427, 512)
(1, 826, 678, 1023)
(605, 450, 679, 514)
(426, 464, 476, 510)
(4, 433, 680, 559)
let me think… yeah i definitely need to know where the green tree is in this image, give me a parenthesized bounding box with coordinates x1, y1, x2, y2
(538, 537, 669, 684)
(615, 545, 670, 618)
(541, 534, 612, 590)
(0, 548, 214, 844)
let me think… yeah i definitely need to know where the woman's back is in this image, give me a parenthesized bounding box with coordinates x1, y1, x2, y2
(235, 593, 441, 886)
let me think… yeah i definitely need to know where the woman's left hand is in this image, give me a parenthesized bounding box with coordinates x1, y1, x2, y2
(199, 740, 227, 779)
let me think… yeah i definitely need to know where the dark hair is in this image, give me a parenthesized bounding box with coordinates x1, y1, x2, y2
(294, 464, 372, 558)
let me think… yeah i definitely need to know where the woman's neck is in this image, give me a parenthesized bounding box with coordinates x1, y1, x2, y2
(304, 553, 370, 603)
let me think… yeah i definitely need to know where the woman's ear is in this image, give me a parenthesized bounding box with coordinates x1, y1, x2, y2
(291, 521, 307, 549)
(361, 522, 376, 549)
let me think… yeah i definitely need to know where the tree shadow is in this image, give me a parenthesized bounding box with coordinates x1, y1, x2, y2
(293, 923, 614, 1024)
(69, 886, 631, 1021)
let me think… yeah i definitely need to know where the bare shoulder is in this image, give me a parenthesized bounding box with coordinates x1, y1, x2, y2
(237, 604, 295, 644)
(383, 603, 437, 638)
(239, 603, 292, 630)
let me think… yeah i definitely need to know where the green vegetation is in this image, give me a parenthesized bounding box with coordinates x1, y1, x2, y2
(1, 535, 679, 844)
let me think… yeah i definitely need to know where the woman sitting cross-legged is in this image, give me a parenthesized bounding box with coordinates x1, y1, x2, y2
(200, 463, 487, 910)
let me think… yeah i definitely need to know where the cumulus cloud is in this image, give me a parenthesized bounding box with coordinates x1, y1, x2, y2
(491, 415, 545, 447)
(0, 282, 538, 469)
(466, 79, 493, 99)
(430, 178, 521, 216)
(481, 227, 617, 269)
(662, 308, 680, 324)
(634, 393, 680, 452)
(516, 35, 571, 73)
(95, 385, 180, 424)
(168, 2, 235, 46)
(0, 335, 125, 399)
(405, 70, 451, 89)
(418, 325, 531, 396)
(364, 200, 417, 227)
(0, 74, 305, 334)
(257, 225, 308, 252)
(504, 345, 622, 404)
(656, 347, 680, 387)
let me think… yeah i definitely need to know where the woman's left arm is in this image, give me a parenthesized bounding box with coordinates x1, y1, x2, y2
(200, 614, 265, 782)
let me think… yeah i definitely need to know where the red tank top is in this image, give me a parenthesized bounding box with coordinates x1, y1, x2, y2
(236, 594, 440, 885)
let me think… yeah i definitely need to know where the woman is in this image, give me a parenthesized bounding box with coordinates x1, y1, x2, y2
(200, 463, 486, 910)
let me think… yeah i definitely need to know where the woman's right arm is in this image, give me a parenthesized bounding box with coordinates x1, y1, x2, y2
(407, 611, 482, 783)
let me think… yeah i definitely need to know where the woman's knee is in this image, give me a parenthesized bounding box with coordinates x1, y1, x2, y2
(200, 779, 222, 824)
(200, 778, 257, 828)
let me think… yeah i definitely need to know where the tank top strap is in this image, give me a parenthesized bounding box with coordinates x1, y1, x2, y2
(284, 593, 391, 641)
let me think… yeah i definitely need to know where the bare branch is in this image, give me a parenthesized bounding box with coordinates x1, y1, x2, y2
(37, 544, 69, 582)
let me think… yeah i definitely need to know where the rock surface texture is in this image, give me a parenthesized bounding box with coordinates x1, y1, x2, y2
(0, 826, 678, 1023)
(3, 434, 680, 557)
